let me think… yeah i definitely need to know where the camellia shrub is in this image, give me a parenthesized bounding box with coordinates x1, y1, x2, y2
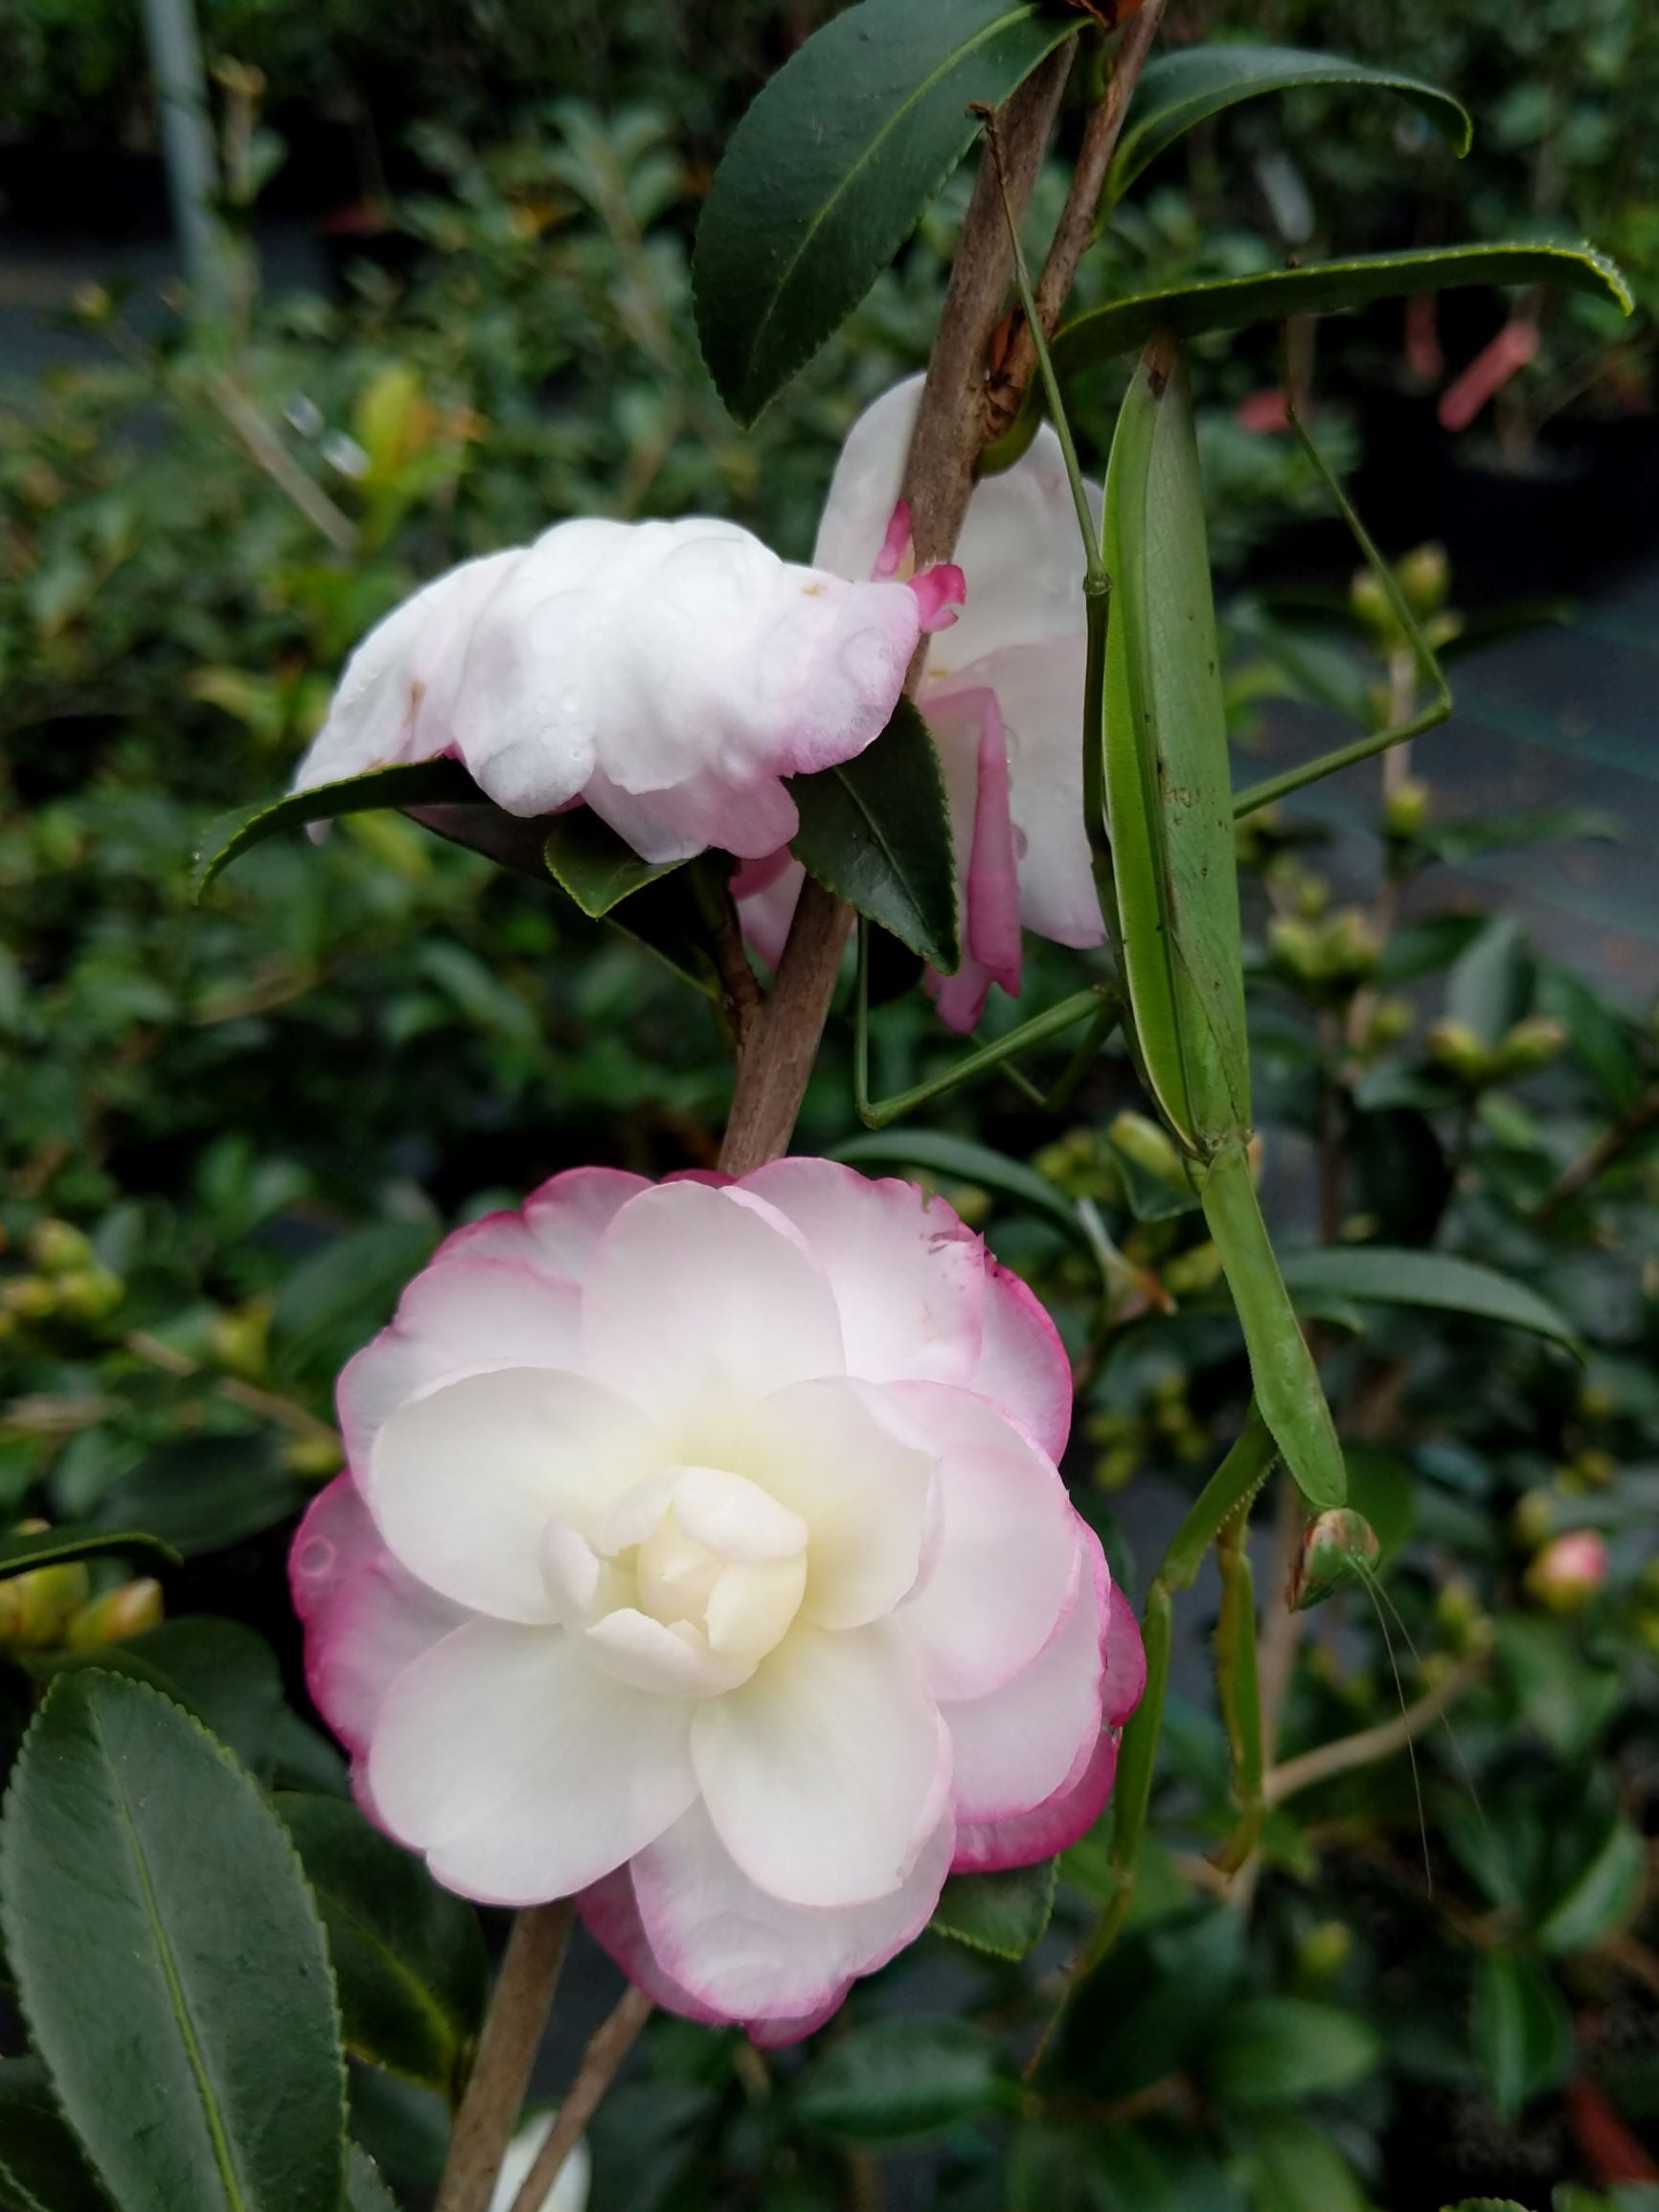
(0, 6, 1654, 2211)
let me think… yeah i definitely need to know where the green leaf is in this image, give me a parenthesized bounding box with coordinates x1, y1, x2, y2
(931, 1858, 1057, 1959)
(1440, 2201, 1537, 2211)
(0, 2061, 107, 2212)
(193, 760, 480, 898)
(541, 813, 688, 919)
(1231, 2112, 1371, 2212)
(1534, 1814, 1644, 1954)
(793, 2017, 1011, 2144)
(1062, 1902, 1246, 2097)
(788, 697, 958, 970)
(1199, 1998, 1381, 2109)
(693, 0, 1079, 422)
(345, 2148, 401, 2212)
(1056, 244, 1631, 378)
(1277, 1246, 1580, 1355)
(1494, 1616, 1621, 1761)
(94, 1436, 306, 1560)
(270, 1220, 438, 1388)
(276, 1793, 488, 2105)
(1471, 1951, 1572, 2118)
(1106, 45, 1469, 213)
(0, 1524, 177, 1578)
(1446, 917, 1531, 1047)
(0, 1673, 346, 2212)
(833, 1129, 1088, 1248)
(34, 1617, 286, 1778)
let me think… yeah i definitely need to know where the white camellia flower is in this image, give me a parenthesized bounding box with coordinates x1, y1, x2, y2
(737, 377, 1106, 1028)
(292, 516, 962, 866)
(291, 1162, 1144, 2041)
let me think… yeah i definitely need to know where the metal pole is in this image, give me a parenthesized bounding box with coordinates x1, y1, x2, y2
(139, 0, 226, 316)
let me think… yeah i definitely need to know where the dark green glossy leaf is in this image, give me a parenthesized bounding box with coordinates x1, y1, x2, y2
(1199, 1997, 1380, 2109)
(193, 760, 479, 898)
(0, 1673, 346, 2212)
(833, 1129, 1087, 1247)
(1534, 1814, 1643, 1954)
(277, 1793, 488, 2105)
(693, 0, 1078, 421)
(0, 1525, 176, 1579)
(1231, 2112, 1370, 2212)
(541, 813, 688, 919)
(1061, 1903, 1246, 2096)
(1445, 916, 1531, 1046)
(1471, 1951, 1572, 2118)
(1106, 45, 1469, 212)
(94, 1435, 306, 1560)
(1494, 1616, 1620, 1761)
(270, 1220, 438, 1388)
(793, 2016, 1011, 2144)
(34, 1617, 286, 1778)
(1278, 1246, 1580, 1355)
(1056, 245, 1631, 377)
(0, 2061, 106, 2212)
(788, 697, 958, 970)
(931, 1858, 1057, 1959)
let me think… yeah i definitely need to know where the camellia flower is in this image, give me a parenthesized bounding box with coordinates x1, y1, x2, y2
(737, 377, 1106, 1029)
(291, 1161, 1143, 2041)
(292, 516, 963, 866)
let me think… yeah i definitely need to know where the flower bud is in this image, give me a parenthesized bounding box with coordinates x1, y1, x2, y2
(56, 1267, 125, 1323)
(1363, 996, 1415, 1051)
(283, 1431, 345, 1480)
(0, 1549, 92, 1651)
(1434, 1574, 1489, 1653)
(1107, 1111, 1189, 1195)
(1382, 778, 1431, 839)
(1296, 1919, 1352, 1983)
(0, 1276, 58, 1321)
(1290, 1509, 1381, 1610)
(1511, 1489, 1556, 1546)
(1397, 542, 1450, 618)
(1162, 1240, 1223, 1297)
(65, 1578, 165, 1651)
(26, 1219, 92, 1274)
(1426, 1018, 1495, 1087)
(209, 1302, 271, 1380)
(1497, 1015, 1567, 1076)
(1524, 1530, 1606, 1613)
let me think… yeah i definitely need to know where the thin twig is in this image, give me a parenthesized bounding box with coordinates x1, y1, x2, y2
(202, 370, 360, 553)
(1264, 1651, 1486, 1806)
(1533, 1080, 1659, 1228)
(507, 1986, 653, 2212)
(123, 1329, 340, 1448)
(436, 1902, 576, 2212)
(983, 0, 1172, 445)
(717, 49, 1074, 1176)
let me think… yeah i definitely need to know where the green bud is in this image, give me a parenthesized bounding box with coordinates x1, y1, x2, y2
(26, 1219, 92, 1274)
(1511, 1488, 1556, 1547)
(1497, 1015, 1567, 1076)
(65, 1577, 165, 1651)
(0, 1558, 91, 1651)
(1397, 542, 1450, 618)
(1350, 565, 1393, 643)
(208, 1301, 271, 1380)
(1296, 1919, 1352, 1983)
(56, 1267, 125, 1323)
(1426, 1018, 1495, 1087)
(283, 1431, 345, 1480)
(1434, 1574, 1487, 1651)
(1161, 1240, 1223, 1297)
(1290, 1508, 1381, 1610)
(1364, 996, 1415, 1051)
(1107, 1110, 1188, 1194)
(0, 1276, 58, 1321)
(1382, 778, 1431, 839)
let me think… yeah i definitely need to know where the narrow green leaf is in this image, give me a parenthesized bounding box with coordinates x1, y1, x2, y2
(789, 697, 960, 970)
(94, 1435, 306, 1560)
(1106, 45, 1469, 212)
(1199, 1998, 1380, 2109)
(1278, 1246, 1580, 1356)
(833, 1129, 1088, 1248)
(1200, 1145, 1345, 1511)
(1231, 2112, 1371, 2212)
(541, 813, 688, 919)
(1057, 244, 1631, 378)
(276, 1793, 488, 2104)
(0, 1524, 177, 1578)
(0, 1672, 347, 2212)
(793, 2017, 1011, 2145)
(193, 761, 479, 898)
(1471, 1951, 1572, 2118)
(693, 0, 1078, 422)
(1534, 1816, 1644, 1954)
(931, 1859, 1057, 1959)
(1445, 916, 1531, 1046)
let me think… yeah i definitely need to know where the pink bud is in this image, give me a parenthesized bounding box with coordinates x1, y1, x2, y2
(1525, 1530, 1607, 1612)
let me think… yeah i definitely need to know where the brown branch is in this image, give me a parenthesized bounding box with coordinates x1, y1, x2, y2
(122, 1329, 340, 1448)
(1264, 1651, 1486, 1806)
(202, 371, 360, 553)
(1533, 1080, 1659, 1228)
(983, 0, 1172, 445)
(507, 1985, 653, 2212)
(436, 1902, 575, 2212)
(717, 47, 1075, 1177)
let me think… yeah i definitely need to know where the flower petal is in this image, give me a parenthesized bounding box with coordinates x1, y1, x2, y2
(290, 1475, 466, 1758)
(969, 1257, 1074, 1464)
(691, 1621, 948, 1909)
(629, 1800, 954, 2024)
(369, 1367, 660, 1622)
(440, 1166, 649, 1282)
(369, 1618, 697, 1904)
(582, 764, 799, 866)
(581, 1182, 845, 1439)
(951, 1728, 1121, 1875)
(339, 1255, 581, 1470)
(922, 685, 1021, 1033)
(943, 1521, 1107, 1826)
(739, 1158, 985, 1386)
(733, 854, 805, 972)
(732, 1376, 935, 1630)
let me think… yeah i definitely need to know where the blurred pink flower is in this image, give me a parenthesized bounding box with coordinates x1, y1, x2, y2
(292, 516, 960, 865)
(737, 377, 1106, 1029)
(1525, 1528, 1608, 1612)
(291, 1161, 1141, 2041)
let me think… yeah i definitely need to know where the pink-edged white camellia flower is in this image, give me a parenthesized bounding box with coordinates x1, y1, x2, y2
(290, 1161, 1143, 2042)
(736, 378, 1106, 1029)
(292, 517, 963, 866)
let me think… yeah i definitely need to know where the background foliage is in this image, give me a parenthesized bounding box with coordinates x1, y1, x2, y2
(2, 2, 1659, 2207)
